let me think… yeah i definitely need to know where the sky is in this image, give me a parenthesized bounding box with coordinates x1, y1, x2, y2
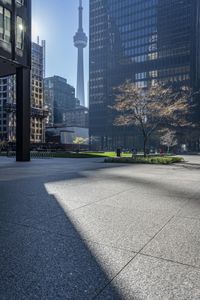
(32, 0, 89, 105)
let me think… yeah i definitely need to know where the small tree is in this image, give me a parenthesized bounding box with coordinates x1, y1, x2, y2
(0, 131, 7, 153)
(73, 137, 88, 151)
(0, 141, 4, 153)
(73, 137, 88, 145)
(160, 129, 178, 153)
(112, 82, 192, 157)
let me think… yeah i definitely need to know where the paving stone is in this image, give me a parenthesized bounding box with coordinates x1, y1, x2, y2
(1, 156, 200, 299)
(99, 189, 187, 214)
(178, 200, 200, 219)
(142, 217, 200, 268)
(0, 182, 64, 226)
(97, 254, 200, 300)
(0, 221, 134, 299)
(45, 182, 125, 211)
(67, 203, 173, 252)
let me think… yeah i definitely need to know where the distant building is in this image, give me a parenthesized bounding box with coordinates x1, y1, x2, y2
(0, 40, 47, 143)
(46, 126, 89, 145)
(89, 0, 200, 150)
(30, 40, 47, 143)
(44, 76, 76, 126)
(0, 76, 16, 142)
(0, 0, 31, 161)
(63, 105, 89, 128)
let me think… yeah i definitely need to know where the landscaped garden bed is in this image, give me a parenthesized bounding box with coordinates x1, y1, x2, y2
(104, 156, 184, 164)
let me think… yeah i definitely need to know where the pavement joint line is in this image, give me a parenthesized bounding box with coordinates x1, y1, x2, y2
(68, 186, 141, 213)
(66, 177, 196, 213)
(0, 218, 138, 261)
(93, 252, 138, 300)
(0, 218, 135, 254)
(94, 204, 188, 298)
(0, 216, 142, 255)
(135, 214, 178, 255)
(139, 252, 200, 271)
(0, 217, 139, 255)
(93, 215, 176, 298)
(1, 157, 200, 297)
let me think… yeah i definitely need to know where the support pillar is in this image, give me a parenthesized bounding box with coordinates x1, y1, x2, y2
(16, 67, 30, 161)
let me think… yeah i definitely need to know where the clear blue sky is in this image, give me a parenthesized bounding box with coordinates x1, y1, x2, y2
(32, 0, 89, 104)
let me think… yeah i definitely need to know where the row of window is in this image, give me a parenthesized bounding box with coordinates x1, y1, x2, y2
(0, 5, 24, 49)
(119, 17, 156, 33)
(3, 0, 24, 5)
(135, 68, 190, 81)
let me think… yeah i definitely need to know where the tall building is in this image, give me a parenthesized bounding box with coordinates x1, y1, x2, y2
(89, 0, 200, 150)
(0, 76, 15, 141)
(0, 0, 31, 161)
(44, 76, 76, 126)
(63, 105, 89, 128)
(0, 40, 47, 144)
(74, 0, 88, 106)
(30, 40, 47, 143)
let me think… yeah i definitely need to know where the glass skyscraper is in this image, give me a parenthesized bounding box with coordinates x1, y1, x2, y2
(89, 0, 200, 150)
(44, 76, 76, 126)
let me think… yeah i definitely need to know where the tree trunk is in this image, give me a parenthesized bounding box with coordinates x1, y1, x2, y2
(143, 137, 147, 157)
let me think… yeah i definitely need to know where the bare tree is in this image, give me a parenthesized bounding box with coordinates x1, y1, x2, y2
(0, 140, 7, 153)
(160, 129, 178, 153)
(112, 82, 192, 157)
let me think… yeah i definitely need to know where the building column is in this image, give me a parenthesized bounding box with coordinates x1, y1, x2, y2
(16, 67, 31, 161)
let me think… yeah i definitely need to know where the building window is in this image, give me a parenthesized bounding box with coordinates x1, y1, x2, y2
(4, 0, 12, 5)
(0, 6, 11, 43)
(16, 0, 24, 6)
(16, 16, 24, 49)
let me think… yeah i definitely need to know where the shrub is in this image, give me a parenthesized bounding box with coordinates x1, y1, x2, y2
(104, 156, 184, 165)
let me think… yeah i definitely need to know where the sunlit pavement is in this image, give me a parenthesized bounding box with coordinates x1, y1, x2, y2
(0, 156, 200, 299)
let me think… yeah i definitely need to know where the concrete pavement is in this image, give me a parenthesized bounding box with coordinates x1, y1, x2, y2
(0, 156, 200, 299)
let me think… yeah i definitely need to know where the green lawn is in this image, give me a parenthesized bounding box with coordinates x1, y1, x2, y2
(0, 151, 183, 164)
(0, 151, 132, 159)
(34, 151, 132, 158)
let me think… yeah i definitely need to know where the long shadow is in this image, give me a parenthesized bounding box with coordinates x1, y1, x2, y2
(0, 158, 133, 299)
(1, 157, 199, 299)
(102, 172, 200, 201)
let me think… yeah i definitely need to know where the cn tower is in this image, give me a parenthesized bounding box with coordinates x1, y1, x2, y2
(74, 0, 87, 107)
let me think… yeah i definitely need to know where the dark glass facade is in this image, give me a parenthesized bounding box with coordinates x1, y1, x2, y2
(44, 76, 76, 125)
(0, 0, 31, 161)
(0, 0, 31, 75)
(89, 0, 200, 149)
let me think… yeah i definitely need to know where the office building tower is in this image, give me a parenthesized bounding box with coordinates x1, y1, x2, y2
(89, 0, 200, 150)
(44, 76, 76, 126)
(74, 0, 88, 106)
(63, 105, 89, 128)
(0, 76, 15, 141)
(30, 40, 47, 143)
(0, 40, 47, 144)
(0, 0, 31, 161)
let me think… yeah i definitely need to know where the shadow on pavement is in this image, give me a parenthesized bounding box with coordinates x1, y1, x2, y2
(0, 159, 130, 299)
(1, 157, 199, 299)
